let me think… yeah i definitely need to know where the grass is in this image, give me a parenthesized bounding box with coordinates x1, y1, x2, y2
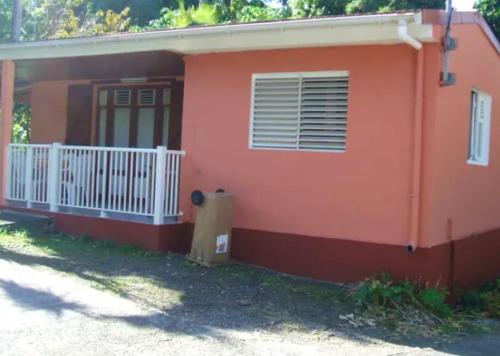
(0, 226, 184, 308)
(261, 275, 349, 303)
(0, 227, 160, 258)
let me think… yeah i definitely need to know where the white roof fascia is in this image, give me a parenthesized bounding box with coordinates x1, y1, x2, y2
(0, 12, 435, 60)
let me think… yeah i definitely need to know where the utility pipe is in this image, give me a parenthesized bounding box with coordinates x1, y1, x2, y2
(398, 20, 423, 50)
(407, 48, 425, 253)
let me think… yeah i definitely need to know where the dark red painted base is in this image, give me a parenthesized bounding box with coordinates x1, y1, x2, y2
(3, 206, 190, 254)
(54, 213, 191, 253)
(232, 228, 500, 291)
(452, 229, 500, 290)
(231, 228, 500, 290)
(3, 206, 499, 290)
(231, 228, 452, 286)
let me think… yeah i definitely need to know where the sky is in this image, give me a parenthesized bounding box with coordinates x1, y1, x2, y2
(453, 0, 476, 10)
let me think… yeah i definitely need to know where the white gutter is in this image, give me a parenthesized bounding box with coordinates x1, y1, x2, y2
(398, 20, 423, 50)
(0, 12, 434, 60)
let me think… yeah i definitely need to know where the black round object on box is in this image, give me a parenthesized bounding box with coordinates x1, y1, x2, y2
(215, 188, 225, 193)
(191, 190, 205, 206)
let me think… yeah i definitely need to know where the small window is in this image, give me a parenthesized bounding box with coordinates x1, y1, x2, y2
(250, 71, 349, 152)
(468, 89, 492, 166)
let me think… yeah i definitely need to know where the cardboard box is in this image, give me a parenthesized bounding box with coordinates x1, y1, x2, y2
(187, 192, 234, 266)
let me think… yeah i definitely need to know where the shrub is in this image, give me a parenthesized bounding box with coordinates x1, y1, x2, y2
(480, 279, 500, 318)
(458, 278, 500, 319)
(418, 287, 452, 318)
(354, 273, 451, 318)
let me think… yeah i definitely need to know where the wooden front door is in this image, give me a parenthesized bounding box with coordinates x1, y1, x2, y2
(96, 84, 172, 148)
(66, 85, 93, 145)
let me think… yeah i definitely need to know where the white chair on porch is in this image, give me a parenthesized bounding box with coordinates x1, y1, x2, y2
(60, 151, 92, 207)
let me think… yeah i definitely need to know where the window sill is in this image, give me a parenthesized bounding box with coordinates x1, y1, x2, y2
(467, 159, 489, 167)
(249, 146, 346, 154)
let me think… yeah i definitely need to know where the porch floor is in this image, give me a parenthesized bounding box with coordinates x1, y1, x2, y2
(5, 201, 179, 225)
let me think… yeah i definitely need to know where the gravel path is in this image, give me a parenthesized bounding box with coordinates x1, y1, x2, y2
(0, 255, 499, 356)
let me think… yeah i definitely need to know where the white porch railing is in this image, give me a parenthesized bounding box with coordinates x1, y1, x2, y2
(6, 143, 185, 224)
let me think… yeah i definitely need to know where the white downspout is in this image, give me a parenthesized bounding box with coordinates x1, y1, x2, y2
(398, 20, 422, 50)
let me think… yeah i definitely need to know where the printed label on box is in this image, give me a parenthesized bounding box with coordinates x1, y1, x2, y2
(216, 234, 229, 254)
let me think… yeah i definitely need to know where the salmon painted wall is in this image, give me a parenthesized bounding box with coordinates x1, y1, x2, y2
(181, 45, 420, 246)
(30, 80, 90, 144)
(420, 24, 500, 247)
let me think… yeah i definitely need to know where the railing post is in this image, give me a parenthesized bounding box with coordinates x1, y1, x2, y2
(25, 146, 34, 208)
(5, 144, 12, 200)
(48, 143, 61, 212)
(100, 150, 108, 218)
(153, 146, 167, 225)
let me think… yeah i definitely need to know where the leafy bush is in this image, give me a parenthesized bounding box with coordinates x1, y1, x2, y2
(419, 287, 452, 318)
(458, 279, 500, 319)
(481, 289, 500, 318)
(354, 273, 451, 318)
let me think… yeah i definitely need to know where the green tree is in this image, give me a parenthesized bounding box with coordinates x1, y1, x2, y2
(475, 0, 499, 40)
(90, 0, 199, 25)
(147, 0, 219, 29)
(234, 4, 290, 22)
(0, 0, 12, 42)
(12, 103, 31, 144)
(20, 0, 130, 40)
(344, 0, 443, 14)
(290, 0, 324, 17)
(56, 6, 131, 38)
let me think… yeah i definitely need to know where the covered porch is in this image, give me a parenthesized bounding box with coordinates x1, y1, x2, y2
(0, 51, 186, 225)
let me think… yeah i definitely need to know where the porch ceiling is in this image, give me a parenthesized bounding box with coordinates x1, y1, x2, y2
(1, 51, 184, 90)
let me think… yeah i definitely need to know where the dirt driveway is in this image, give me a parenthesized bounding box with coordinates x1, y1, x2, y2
(0, 224, 499, 355)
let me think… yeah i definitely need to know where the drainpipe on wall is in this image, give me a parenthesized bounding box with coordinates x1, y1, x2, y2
(407, 48, 425, 253)
(441, 0, 457, 86)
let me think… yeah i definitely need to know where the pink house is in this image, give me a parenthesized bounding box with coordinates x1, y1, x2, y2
(0, 10, 499, 290)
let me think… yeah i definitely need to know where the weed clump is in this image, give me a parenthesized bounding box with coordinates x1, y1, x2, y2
(354, 273, 451, 317)
(459, 279, 500, 319)
(349, 273, 458, 337)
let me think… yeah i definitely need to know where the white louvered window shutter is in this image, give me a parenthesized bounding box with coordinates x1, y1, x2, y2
(138, 89, 156, 106)
(114, 89, 131, 106)
(250, 71, 349, 152)
(251, 76, 300, 149)
(468, 89, 492, 166)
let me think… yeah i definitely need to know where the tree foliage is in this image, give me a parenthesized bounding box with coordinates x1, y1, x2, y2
(475, 0, 499, 40)
(90, 0, 199, 25)
(0, 0, 12, 42)
(344, 0, 443, 15)
(56, 6, 131, 38)
(12, 103, 31, 144)
(24, 0, 131, 40)
(147, 0, 219, 29)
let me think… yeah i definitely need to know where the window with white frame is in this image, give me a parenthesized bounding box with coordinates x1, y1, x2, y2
(250, 71, 349, 152)
(468, 89, 492, 166)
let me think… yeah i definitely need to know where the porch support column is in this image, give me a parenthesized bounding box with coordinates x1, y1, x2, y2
(0, 60, 15, 206)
